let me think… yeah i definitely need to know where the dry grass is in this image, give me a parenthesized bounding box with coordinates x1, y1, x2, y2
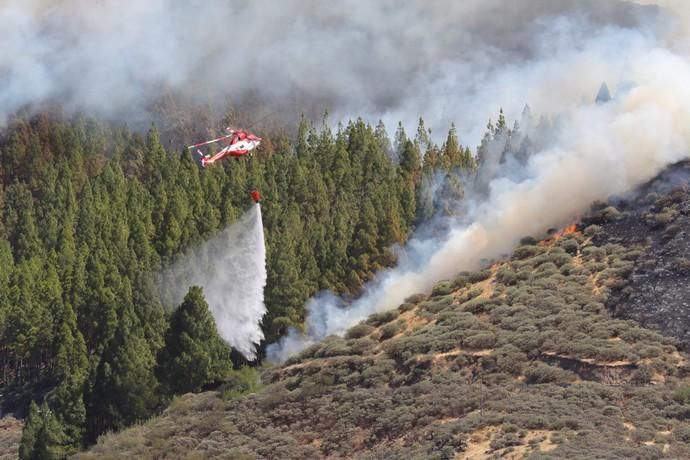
(0, 417, 22, 460)
(458, 426, 496, 460)
(459, 427, 559, 460)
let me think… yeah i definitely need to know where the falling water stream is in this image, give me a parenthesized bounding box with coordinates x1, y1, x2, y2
(161, 204, 267, 360)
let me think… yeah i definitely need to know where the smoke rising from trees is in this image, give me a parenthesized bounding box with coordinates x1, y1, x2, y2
(4, 1, 689, 361)
(0, 0, 665, 142)
(267, 4, 690, 360)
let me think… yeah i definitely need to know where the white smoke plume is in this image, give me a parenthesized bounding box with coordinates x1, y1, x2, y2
(4, 1, 690, 361)
(0, 0, 664, 140)
(267, 6, 690, 361)
(161, 204, 267, 360)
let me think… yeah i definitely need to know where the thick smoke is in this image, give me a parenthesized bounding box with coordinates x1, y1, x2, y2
(268, 3, 690, 361)
(0, 0, 663, 141)
(5, 1, 690, 361)
(161, 204, 267, 360)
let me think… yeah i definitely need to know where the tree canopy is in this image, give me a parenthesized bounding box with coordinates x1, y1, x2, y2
(0, 112, 478, 455)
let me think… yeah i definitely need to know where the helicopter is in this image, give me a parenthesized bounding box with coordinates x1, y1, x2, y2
(188, 127, 262, 167)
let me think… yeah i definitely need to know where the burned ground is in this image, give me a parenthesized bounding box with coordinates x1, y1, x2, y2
(589, 160, 690, 350)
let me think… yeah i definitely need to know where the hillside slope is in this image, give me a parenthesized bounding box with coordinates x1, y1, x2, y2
(591, 160, 690, 350)
(74, 166, 690, 460)
(0, 418, 22, 460)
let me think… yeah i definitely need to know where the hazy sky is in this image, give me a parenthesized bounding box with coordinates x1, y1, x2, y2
(0, 0, 671, 143)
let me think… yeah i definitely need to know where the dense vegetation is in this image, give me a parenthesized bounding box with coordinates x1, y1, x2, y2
(0, 111, 480, 456)
(74, 225, 690, 459)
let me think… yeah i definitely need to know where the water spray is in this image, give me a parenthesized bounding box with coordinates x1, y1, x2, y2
(161, 199, 267, 360)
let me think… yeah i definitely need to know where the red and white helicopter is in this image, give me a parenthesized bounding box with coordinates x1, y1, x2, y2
(188, 127, 262, 167)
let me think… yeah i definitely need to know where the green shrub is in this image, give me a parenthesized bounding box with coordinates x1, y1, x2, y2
(298, 343, 324, 360)
(366, 310, 399, 327)
(513, 245, 541, 260)
(397, 302, 416, 313)
(316, 336, 351, 357)
(345, 323, 376, 339)
(496, 267, 518, 286)
(463, 332, 496, 349)
(507, 331, 541, 353)
(598, 206, 623, 222)
(631, 366, 653, 385)
(534, 276, 559, 289)
(380, 322, 402, 341)
(350, 337, 377, 355)
(611, 260, 634, 275)
(602, 406, 622, 416)
(585, 261, 606, 273)
(584, 225, 602, 236)
(462, 298, 496, 314)
(559, 263, 576, 276)
(360, 359, 396, 387)
(621, 249, 643, 261)
(508, 288, 535, 305)
(496, 345, 527, 375)
(456, 288, 483, 304)
(516, 270, 532, 281)
(559, 237, 580, 255)
(404, 293, 428, 304)
(490, 431, 522, 451)
(583, 246, 606, 262)
(468, 270, 492, 283)
(673, 425, 690, 443)
(673, 386, 690, 405)
(548, 252, 572, 267)
(431, 280, 454, 296)
(219, 367, 261, 401)
(536, 262, 558, 273)
(604, 243, 626, 255)
(453, 274, 470, 289)
(420, 296, 454, 313)
(654, 208, 679, 227)
(525, 362, 571, 384)
(583, 302, 604, 314)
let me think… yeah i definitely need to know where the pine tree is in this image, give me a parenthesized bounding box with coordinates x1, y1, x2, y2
(595, 82, 612, 104)
(441, 124, 461, 171)
(142, 126, 167, 183)
(50, 300, 88, 449)
(7, 183, 43, 262)
(0, 112, 442, 450)
(398, 139, 422, 183)
(157, 286, 232, 395)
(393, 122, 407, 164)
(349, 196, 380, 279)
(414, 117, 431, 154)
(34, 402, 69, 459)
(0, 240, 14, 365)
(87, 302, 160, 441)
(496, 108, 507, 135)
(435, 173, 465, 217)
(264, 205, 309, 340)
(374, 120, 392, 159)
(19, 402, 41, 460)
(415, 174, 435, 224)
(295, 116, 312, 159)
(397, 139, 421, 231)
(459, 146, 476, 172)
(19, 401, 68, 460)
